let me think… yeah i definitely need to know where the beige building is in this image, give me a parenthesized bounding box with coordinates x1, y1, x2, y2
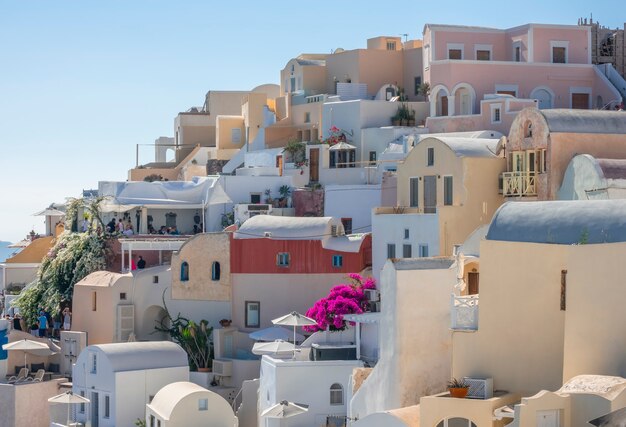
(419, 199, 626, 427)
(501, 107, 626, 200)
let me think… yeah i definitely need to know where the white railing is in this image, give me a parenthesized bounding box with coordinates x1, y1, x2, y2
(502, 171, 537, 197)
(451, 294, 479, 330)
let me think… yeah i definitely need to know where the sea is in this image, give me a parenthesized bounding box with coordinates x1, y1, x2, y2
(0, 241, 20, 263)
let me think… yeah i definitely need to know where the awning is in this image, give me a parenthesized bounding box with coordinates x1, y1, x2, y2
(329, 141, 356, 150)
(343, 312, 381, 324)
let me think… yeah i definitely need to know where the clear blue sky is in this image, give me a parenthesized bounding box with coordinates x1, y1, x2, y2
(0, 0, 624, 242)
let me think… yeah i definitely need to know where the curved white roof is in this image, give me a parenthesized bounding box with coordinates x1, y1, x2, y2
(540, 109, 626, 134)
(149, 381, 235, 423)
(559, 375, 626, 400)
(418, 137, 499, 158)
(234, 215, 344, 240)
(89, 341, 188, 372)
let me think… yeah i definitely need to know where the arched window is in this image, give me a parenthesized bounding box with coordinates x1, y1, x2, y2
(211, 262, 221, 281)
(330, 383, 343, 405)
(180, 262, 189, 282)
(436, 418, 477, 427)
(524, 120, 533, 138)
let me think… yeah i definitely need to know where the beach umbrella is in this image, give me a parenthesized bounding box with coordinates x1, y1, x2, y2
(252, 340, 296, 356)
(261, 400, 309, 419)
(33, 208, 66, 217)
(271, 311, 316, 358)
(2, 338, 50, 368)
(48, 391, 90, 427)
(248, 326, 304, 343)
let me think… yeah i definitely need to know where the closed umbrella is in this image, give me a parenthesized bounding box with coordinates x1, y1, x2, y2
(261, 400, 309, 418)
(271, 311, 317, 358)
(2, 338, 51, 369)
(252, 340, 296, 356)
(249, 326, 304, 343)
(48, 391, 90, 427)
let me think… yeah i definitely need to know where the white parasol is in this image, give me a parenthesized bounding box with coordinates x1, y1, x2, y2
(271, 311, 317, 358)
(48, 391, 90, 427)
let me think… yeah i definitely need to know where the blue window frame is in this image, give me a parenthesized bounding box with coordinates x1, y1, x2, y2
(332, 255, 343, 268)
(180, 261, 189, 281)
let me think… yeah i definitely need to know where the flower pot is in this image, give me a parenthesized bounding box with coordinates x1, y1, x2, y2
(197, 367, 211, 373)
(449, 387, 469, 398)
(392, 119, 401, 126)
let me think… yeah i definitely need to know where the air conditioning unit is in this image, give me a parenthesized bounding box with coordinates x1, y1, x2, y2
(364, 289, 380, 302)
(464, 377, 493, 399)
(212, 359, 233, 377)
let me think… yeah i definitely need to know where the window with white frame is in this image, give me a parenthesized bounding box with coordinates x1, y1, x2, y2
(512, 40, 522, 62)
(80, 391, 86, 413)
(231, 128, 242, 143)
(387, 244, 396, 259)
(409, 177, 419, 207)
(90, 352, 97, 374)
(198, 398, 208, 411)
(427, 147, 435, 166)
(475, 44, 492, 61)
(245, 301, 260, 328)
(491, 104, 502, 124)
(330, 383, 344, 405)
(104, 395, 110, 418)
(404, 229, 410, 239)
(277, 252, 290, 267)
(444, 176, 453, 206)
(419, 244, 429, 257)
(447, 43, 464, 60)
(403, 244, 412, 258)
(550, 41, 569, 63)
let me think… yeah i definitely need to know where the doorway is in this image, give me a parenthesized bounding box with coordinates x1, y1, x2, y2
(91, 392, 99, 427)
(468, 272, 479, 295)
(423, 175, 437, 213)
(571, 93, 590, 109)
(309, 148, 319, 182)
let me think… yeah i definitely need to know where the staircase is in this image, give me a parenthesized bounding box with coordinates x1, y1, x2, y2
(597, 63, 626, 105)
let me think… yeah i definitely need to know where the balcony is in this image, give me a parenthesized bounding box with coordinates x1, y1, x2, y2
(451, 294, 479, 330)
(501, 171, 537, 197)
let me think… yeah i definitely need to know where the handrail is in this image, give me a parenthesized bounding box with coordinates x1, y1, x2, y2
(232, 387, 243, 413)
(502, 171, 537, 197)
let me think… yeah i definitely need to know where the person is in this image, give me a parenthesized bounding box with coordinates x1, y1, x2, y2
(53, 311, 62, 338)
(38, 311, 48, 337)
(148, 224, 156, 234)
(123, 224, 134, 237)
(158, 226, 167, 235)
(117, 218, 125, 233)
(131, 256, 137, 271)
(81, 217, 89, 232)
(30, 321, 39, 337)
(137, 255, 146, 269)
(170, 226, 180, 235)
(62, 308, 71, 331)
(12, 313, 22, 331)
(106, 218, 116, 233)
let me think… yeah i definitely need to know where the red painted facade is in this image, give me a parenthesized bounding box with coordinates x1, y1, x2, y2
(230, 234, 372, 274)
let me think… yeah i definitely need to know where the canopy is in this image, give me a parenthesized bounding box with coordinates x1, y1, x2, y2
(33, 208, 65, 217)
(271, 312, 317, 358)
(249, 326, 304, 343)
(2, 338, 56, 368)
(252, 340, 295, 356)
(48, 391, 90, 404)
(261, 400, 309, 419)
(329, 141, 356, 150)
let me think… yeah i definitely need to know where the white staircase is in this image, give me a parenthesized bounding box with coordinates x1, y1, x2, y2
(597, 63, 626, 104)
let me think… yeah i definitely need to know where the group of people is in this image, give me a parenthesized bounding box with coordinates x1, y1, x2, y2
(3, 308, 71, 339)
(106, 217, 136, 236)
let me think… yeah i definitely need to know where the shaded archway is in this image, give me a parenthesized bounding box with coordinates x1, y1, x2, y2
(451, 83, 476, 116)
(429, 85, 450, 117)
(139, 305, 169, 341)
(530, 86, 554, 110)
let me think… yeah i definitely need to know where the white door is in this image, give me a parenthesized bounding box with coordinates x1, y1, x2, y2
(537, 410, 559, 427)
(460, 93, 471, 115)
(533, 89, 552, 109)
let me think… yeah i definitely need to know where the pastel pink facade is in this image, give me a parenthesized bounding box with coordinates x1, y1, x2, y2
(423, 23, 622, 119)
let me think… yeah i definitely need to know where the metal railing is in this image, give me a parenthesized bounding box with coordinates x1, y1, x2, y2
(451, 294, 479, 330)
(502, 171, 537, 197)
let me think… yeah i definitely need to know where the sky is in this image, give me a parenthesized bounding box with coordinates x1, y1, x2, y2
(0, 0, 624, 242)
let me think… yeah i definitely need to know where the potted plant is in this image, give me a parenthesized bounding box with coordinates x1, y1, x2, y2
(264, 189, 274, 205)
(447, 378, 470, 398)
(278, 185, 292, 208)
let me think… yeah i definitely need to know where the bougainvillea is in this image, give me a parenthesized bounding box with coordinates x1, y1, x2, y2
(304, 273, 377, 332)
(320, 126, 347, 146)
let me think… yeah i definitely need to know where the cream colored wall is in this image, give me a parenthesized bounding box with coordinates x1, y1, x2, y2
(204, 91, 249, 124)
(325, 50, 361, 94)
(291, 102, 323, 127)
(5, 236, 53, 264)
(402, 47, 424, 102)
(168, 392, 236, 427)
(216, 116, 245, 150)
(243, 92, 268, 145)
(452, 240, 568, 396)
(420, 392, 520, 427)
(128, 167, 180, 182)
(4, 266, 38, 287)
(513, 391, 570, 427)
(438, 157, 505, 255)
(358, 50, 403, 97)
(367, 36, 402, 50)
(72, 273, 130, 345)
(171, 233, 231, 301)
(231, 273, 348, 331)
(303, 65, 327, 94)
(563, 242, 626, 381)
(0, 379, 67, 427)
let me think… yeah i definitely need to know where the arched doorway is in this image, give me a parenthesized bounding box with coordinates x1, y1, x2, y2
(140, 305, 169, 341)
(452, 83, 476, 115)
(436, 417, 478, 427)
(530, 87, 554, 109)
(430, 85, 450, 117)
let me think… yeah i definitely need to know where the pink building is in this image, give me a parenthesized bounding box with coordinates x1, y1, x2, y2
(423, 23, 622, 118)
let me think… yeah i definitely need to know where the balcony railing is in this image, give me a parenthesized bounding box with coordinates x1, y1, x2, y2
(451, 294, 479, 330)
(502, 171, 537, 197)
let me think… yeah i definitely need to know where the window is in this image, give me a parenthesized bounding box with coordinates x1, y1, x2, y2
(476, 50, 490, 60)
(404, 229, 410, 239)
(403, 244, 412, 258)
(180, 262, 189, 281)
(304, 112, 311, 123)
(409, 177, 419, 207)
(92, 291, 97, 311)
(492, 107, 501, 123)
(414, 76, 422, 95)
(211, 262, 221, 281)
(153, 275, 159, 284)
(150, 415, 155, 427)
(330, 383, 344, 405)
(448, 49, 462, 59)
(341, 218, 352, 234)
(198, 398, 208, 411)
(245, 301, 260, 328)
(277, 252, 290, 267)
(436, 418, 477, 427)
(90, 352, 97, 374)
(444, 176, 453, 206)
(332, 255, 343, 268)
(119, 292, 127, 301)
(427, 147, 435, 166)
(524, 121, 533, 138)
(551, 41, 569, 63)
(540, 149, 547, 173)
(104, 395, 110, 418)
(158, 421, 161, 427)
(231, 128, 242, 143)
(250, 193, 261, 204)
(419, 244, 429, 257)
(387, 244, 396, 259)
(385, 87, 396, 100)
(386, 41, 396, 51)
(80, 391, 85, 413)
(515, 46, 521, 62)
(369, 151, 377, 165)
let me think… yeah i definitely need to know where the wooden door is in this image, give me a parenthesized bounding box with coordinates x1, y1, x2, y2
(468, 272, 479, 295)
(310, 148, 319, 182)
(423, 175, 437, 213)
(571, 93, 590, 109)
(441, 96, 448, 116)
(276, 155, 283, 176)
